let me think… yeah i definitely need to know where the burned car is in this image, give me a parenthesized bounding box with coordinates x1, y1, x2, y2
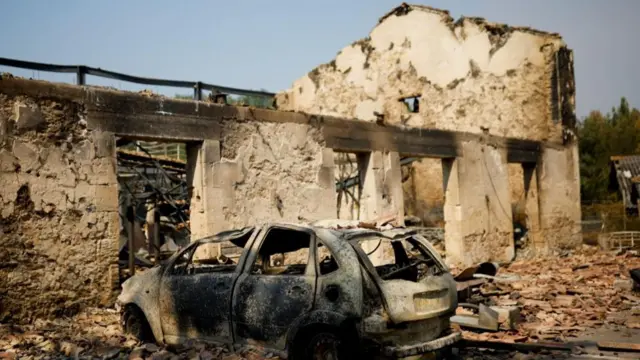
(117, 222, 460, 358)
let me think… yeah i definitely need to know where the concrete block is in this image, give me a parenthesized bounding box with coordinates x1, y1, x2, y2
(13, 102, 44, 130)
(490, 306, 521, 330)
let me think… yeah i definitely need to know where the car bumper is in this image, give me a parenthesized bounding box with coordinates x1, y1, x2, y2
(382, 331, 461, 358)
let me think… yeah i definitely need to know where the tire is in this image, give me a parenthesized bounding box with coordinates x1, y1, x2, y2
(122, 305, 154, 343)
(293, 327, 357, 360)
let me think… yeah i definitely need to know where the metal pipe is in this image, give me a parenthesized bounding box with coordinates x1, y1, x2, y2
(126, 202, 135, 277)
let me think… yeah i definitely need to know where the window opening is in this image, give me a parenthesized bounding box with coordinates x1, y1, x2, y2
(251, 228, 311, 276)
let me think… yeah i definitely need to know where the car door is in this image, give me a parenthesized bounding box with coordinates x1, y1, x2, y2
(158, 228, 258, 344)
(231, 225, 317, 350)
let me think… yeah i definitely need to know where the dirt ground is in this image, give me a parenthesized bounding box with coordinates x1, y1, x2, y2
(0, 248, 638, 360)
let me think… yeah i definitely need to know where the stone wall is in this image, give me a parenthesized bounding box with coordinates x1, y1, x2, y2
(0, 94, 119, 322)
(209, 120, 335, 231)
(275, 3, 580, 265)
(275, 4, 571, 143)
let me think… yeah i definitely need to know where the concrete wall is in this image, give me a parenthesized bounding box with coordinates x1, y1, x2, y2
(0, 94, 119, 322)
(207, 120, 335, 232)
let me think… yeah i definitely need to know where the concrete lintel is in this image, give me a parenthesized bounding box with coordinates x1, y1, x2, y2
(87, 111, 220, 141)
(1, 77, 554, 161)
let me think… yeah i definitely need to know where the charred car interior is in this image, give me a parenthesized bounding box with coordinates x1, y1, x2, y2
(117, 223, 460, 359)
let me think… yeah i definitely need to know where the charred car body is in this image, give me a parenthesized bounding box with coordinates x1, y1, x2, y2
(117, 222, 460, 358)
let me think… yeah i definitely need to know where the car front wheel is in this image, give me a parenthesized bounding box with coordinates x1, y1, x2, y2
(122, 305, 154, 343)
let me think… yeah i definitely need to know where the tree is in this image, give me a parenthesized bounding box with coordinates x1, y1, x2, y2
(577, 97, 640, 202)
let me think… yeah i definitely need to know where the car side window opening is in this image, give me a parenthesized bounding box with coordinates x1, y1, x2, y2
(317, 242, 339, 275)
(250, 228, 312, 276)
(357, 237, 442, 282)
(170, 247, 195, 276)
(178, 240, 243, 275)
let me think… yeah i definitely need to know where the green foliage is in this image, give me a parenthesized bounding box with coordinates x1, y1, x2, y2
(578, 97, 640, 201)
(174, 91, 273, 109)
(226, 91, 273, 109)
(174, 94, 193, 100)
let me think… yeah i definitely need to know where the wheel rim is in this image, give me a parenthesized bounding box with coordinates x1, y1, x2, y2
(310, 334, 340, 360)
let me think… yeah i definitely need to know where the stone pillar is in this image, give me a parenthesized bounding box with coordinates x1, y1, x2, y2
(186, 140, 221, 242)
(522, 163, 543, 249)
(316, 148, 337, 219)
(536, 144, 582, 251)
(90, 131, 121, 303)
(443, 142, 514, 267)
(443, 158, 463, 262)
(357, 151, 404, 223)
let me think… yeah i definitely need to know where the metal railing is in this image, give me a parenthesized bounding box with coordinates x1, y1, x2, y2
(598, 231, 640, 251)
(0, 57, 276, 101)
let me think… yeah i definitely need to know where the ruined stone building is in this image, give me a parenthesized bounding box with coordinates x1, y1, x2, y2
(276, 3, 581, 261)
(0, 3, 580, 322)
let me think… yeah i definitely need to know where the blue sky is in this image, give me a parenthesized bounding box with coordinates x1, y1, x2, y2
(1, 0, 638, 117)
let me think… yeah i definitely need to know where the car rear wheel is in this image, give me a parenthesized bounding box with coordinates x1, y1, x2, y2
(122, 305, 154, 343)
(307, 332, 342, 360)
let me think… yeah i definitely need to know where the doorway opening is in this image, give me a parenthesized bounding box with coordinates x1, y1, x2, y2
(116, 138, 191, 281)
(400, 156, 446, 253)
(335, 152, 364, 220)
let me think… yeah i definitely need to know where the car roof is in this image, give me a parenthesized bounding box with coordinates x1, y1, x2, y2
(192, 221, 418, 247)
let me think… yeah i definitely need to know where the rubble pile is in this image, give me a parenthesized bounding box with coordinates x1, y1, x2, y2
(0, 308, 278, 360)
(460, 246, 640, 343)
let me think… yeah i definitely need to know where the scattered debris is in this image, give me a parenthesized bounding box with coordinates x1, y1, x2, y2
(459, 246, 640, 344)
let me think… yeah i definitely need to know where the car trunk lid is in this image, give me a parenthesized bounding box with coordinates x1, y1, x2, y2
(348, 229, 457, 324)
